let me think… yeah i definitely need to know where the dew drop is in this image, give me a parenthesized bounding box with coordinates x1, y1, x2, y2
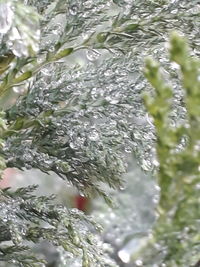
(105, 96, 119, 104)
(153, 194, 160, 204)
(88, 130, 99, 141)
(83, 0, 93, 8)
(69, 5, 79, 15)
(125, 147, 132, 153)
(118, 249, 130, 263)
(104, 69, 113, 77)
(152, 158, 159, 167)
(9, 27, 21, 41)
(119, 184, 126, 191)
(146, 113, 154, 127)
(154, 185, 160, 192)
(0, 2, 14, 34)
(12, 85, 26, 94)
(86, 50, 100, 61)
(135, 259, 143, 266)
(195, 183, 200, 190)
(41, 68, 52, 76)
(12, 39, 27, 57)
(141, 159, 152, 171)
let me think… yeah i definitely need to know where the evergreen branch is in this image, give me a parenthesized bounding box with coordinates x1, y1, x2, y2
(140, 32, 200, 266)
(0, 186, 115, 267)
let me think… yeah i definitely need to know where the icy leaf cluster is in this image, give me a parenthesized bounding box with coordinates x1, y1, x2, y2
(2, 0, 199, 193)
(4, 54, 155, 197)
(0, 185, 117, 267)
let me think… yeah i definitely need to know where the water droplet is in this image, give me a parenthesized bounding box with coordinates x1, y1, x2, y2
(11, 38, 28, 57)
(12, 85, 26, 94)
(41, 68, 52, 76)
(104, 69, 113, 77)
(83, 0, 93, 8)
(141, 158, 152, 171)
(133, 132, 142, 139)
(171, 8, 178, 14)
(154, 185, 160, 192)
(195, 183, 200, 190)
(23, 153, 33, 162)
(88, 130, 99, 141)
(171, 62, 180, 70)
(0, 2, 14, 34)
(153, 194, 160, 204)
(152, 158, 159, 168)
(125, 147, 132, 153)
(119, 184, 126, 190)
(105, 96, 119, 104)
(69, 5, 79, 15)
(118, 249, 130, 263)
(135, 259, 143, 266)
(145, 113, 154, 127)
(86, 50, 100, 61)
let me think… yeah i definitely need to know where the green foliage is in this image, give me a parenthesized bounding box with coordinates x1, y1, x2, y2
(143, 33, 200, 266)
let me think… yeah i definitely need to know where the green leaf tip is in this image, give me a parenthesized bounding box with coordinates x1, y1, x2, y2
(169, 31, 189, 66)
(53, 48, 74, 61)
(14, 71, 32, 83)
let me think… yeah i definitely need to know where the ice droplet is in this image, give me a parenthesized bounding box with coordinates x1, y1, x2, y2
(13, 85, 26, 94)
(0, 2, 14, 34)
(12, 40, 27, 57)
(104, 69, 113, 77)
(195, 183, 200, 190)
(86, 50, 100, 61)
(23, 153, 33, 162)
(89, 130, 99, 141)
(105, 96, 119, 104)
(152, 158, 159, 167)
(9, 27, 21, 40)
(119, 184, 126, 190)
(141, 159, 152, 171)
(118, 249, 130, 263)
(83, 0, 93, 8)
(125, 147, 132, 153)
(69, 5, 79, 15)
(146, 113, 154, 127)
(41, 68, 52, 76)
(135, 259, 143, 266)
(153, 194, 160, 204)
